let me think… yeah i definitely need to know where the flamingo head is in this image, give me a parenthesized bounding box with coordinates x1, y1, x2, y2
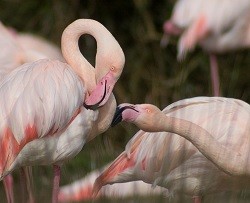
(84, 46, 125, 111)
(161, 20, 182, 47)
(111, 103, 163, 132)
(83, 69, 117, 110)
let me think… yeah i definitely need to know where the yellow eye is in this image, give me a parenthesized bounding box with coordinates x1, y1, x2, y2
(110, 66, 115, 71)
(146, 108, 151, 113)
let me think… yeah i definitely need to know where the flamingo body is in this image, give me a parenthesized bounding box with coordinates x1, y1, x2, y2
(0, 59, 95, 176)
(163, 0, 250, 96)
(58, 167, 165, 202)
(0, 19, 125, 202)
(94, 97, 250, 201)
(0, 22, 24, 79)
(166, 0, 250, 56)
(0, 21, 64, 203)
(17, 33, 64, 61)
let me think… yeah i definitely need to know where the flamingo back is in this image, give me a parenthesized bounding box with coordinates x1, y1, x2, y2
(17, 33, 64, 62)
(172, 0, 250, 33)
(0, 59, 85, 176)
(0, 22, 23, 79)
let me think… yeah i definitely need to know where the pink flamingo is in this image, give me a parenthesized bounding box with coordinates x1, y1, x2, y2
(0, 21, 65, 203)
(16, 33, 64, 62)
(0, 22, 52, 80)
(0, 19, 124, 203)
(94, 97, 250, 203)
(162, 0, 250, 96)
(58, 166, 165, 202)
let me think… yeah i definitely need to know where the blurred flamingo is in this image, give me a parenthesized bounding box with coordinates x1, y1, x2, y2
(0, 21, 64, 203)
(162, 0, 250, 96)
(0, 18, 124, 203)
(0, 22, 54, 81)
(58, 165, 165, 202)
(16, 33, 64, 62)
(94, 97, 250, 203)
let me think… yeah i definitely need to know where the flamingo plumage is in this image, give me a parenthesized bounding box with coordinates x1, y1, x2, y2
(94, 97, 250, 202)
(0, 19, 125, 203)
(58, 165, 165, 202)
(162, 0, 250, 96)
(0, 21, 65, 203)
(16, 33, 64, 62)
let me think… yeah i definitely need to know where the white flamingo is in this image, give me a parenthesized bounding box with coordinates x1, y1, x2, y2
(0, 21, 64, 203)
(94, 97, 250, 203)
(0, 19, 125, 203)
(162, 0, 250, 96)
(58, 165, 165, 202)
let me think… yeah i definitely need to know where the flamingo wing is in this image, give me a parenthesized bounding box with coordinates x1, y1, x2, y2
(171, 0, 250, 57)
(0, 59, 85, 176)
(172, 0, 250, 32)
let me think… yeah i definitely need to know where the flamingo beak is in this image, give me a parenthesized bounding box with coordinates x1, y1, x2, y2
(83, 80, 107, 110)
(111, 105, 138, 127)
(84, 71, 115, 110)
(111, 106, 124, 127)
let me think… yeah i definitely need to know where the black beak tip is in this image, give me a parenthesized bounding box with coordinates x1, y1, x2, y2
(83, 103, 99, 111)
(111, 106, 123, 127)
(111, 116, 122, 127)
(83, 79, 107, 111)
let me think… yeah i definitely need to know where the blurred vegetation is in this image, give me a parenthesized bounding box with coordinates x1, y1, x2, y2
(0, 0, 250, 202)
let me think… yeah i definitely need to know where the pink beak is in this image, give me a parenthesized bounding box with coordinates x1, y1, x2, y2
(84, 71, 115, 110)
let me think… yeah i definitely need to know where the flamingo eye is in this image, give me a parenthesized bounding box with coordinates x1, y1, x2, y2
(146, 108, 151, 113)
(110, 66, 115, 71)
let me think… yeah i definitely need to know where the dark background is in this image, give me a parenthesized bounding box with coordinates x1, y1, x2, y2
(0, 0, 249, 202)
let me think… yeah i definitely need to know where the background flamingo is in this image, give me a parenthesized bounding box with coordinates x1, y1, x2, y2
(0, 19, 124, 203)
(16, 33, 64, 62)
(0, 21, 58, 80)
(94, 97, 250, 202)
(58, 165, 165, 202)
(162, 0, 250, 96)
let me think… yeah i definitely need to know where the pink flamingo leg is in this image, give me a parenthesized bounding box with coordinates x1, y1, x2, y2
(192, 196, 202, 203)
(52, 165, 61, 203)
(209, 54, 220, 96)
(3, 174, 14, 203)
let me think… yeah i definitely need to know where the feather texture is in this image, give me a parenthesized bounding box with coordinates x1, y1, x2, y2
(96, 97, 250, 199)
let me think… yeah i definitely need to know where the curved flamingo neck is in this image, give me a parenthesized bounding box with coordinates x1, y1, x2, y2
(158, 114, 247, 176)
(61, 19, 124, 93)
(61, 19, 99, 92)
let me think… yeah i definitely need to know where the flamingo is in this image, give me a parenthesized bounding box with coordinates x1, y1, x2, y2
(16, 33, 64, 62)
(0, 22, 51, 81)
(0, 21, 64, 203)
(0, 18, 125, 203)
(58, 166, 165, 202)
(162, 0, 250, 96)
(94, 97, 250, 202)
